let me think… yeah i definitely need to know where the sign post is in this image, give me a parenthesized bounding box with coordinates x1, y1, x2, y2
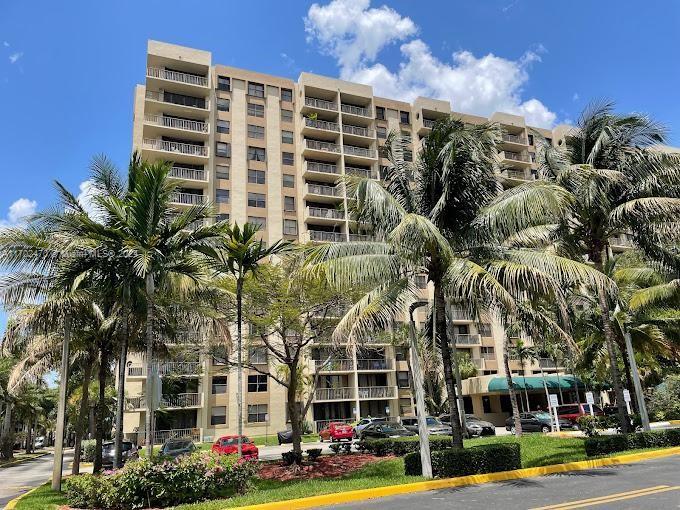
(623, 389, 632, 416)
(585, 392, 595, 417)
(549, 394, 560, 432)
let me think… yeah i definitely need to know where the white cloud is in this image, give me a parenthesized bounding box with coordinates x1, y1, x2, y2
(305, 0, 556, 127)
(76, 180, 100, 218)
(572, 92, 579, 102)
(0, 197, 37, 227)
(3, 41, 9, 47)
(9, 52, 23, 64)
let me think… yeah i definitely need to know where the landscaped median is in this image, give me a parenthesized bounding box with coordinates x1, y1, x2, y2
(11, 435, 680, 510)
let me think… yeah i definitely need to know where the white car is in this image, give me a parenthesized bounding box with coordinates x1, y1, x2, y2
(34, 436, 45, 449)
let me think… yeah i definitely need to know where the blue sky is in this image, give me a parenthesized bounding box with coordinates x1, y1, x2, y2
(1, 0, 679, 336)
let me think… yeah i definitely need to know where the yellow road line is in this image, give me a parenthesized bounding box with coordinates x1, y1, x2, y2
(552, 486, 680, 509)
(530, 485, 670, 509)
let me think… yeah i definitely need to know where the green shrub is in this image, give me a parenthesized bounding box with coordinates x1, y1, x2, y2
(306, 448, 322, 461)
(577, 416, 600, 437)
(584, 429, 680, 457)
(81, 440, 97, 462)
(365, 436, 452, 457)
(584, 434, 628, 456)
(404, 443, 521, 478)
(329, 443, 341, 454)
(648, 375, 680, 421)
(355, 440, 369, 453)
(596, 415, 619, 429)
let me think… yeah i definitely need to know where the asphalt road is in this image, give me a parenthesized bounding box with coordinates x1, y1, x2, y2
(332, 454, 680, 510)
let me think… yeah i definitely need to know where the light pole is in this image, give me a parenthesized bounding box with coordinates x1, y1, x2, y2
(623, 331, 651, 431)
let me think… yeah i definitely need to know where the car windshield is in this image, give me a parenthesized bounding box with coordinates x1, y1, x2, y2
(103, 442, 131, 453)
(534, 412, 552, 420)
(382, 424, 407, 433)
(164, 440, 191, 450)
(426, 417, 442, 426)
(220, 437, 250, 445)
(466, 415, 481, 422)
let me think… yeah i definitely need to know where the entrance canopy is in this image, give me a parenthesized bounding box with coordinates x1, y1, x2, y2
(487, 375, 584, 392)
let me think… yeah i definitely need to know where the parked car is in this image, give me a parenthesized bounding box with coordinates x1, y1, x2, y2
(505, 412, 575, 433)
(353, 417, 388, 437)
(34, 436, 45, 449)
(101, 440, 139, 468)
(319, 422, 354, 442)
(556, 404, 603, 424)
(359, 422, 416, 440)
(159, 438, 196, 459)
(277, 429, 294, 445)
(401, 416, 452, 436)
(439, 414, 496, 437)
(212, 435, 259, 460)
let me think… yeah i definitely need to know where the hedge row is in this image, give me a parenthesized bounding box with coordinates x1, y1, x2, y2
(364, 436, 453, 457)
(404, 443, 521, 478)
(584, 429, 680, 457)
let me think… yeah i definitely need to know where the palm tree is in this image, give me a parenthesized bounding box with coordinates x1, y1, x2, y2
(204, 223, 287, 456)
(510, 339, 537, 412)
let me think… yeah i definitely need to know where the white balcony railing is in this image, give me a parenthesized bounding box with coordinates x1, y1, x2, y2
(502, 169, 532, 180)
(481, 352, 496, 361)
(144, 114, 209, 133)
(449, 308, 472, 321)
(344, 145, 376, 158)
(501, 151, 530, 163)
(454, 334, 481, 345)
(305, 97, 338, 111)
(305, 139, 341, 153)
(538, 358, 559, 368)
(307, 230, 345, 242)
(144, 90, 209, 110)
(305, 118, 340, 132)
(306, 161, 339, 175)
(314, 387, 354, 401)
(143, 139, 208, 157)
(315, 359, 354, 371)
(169, 166, 207, 181)
(356, 358, 393, 370)
(423, 118, 436, 129)
(306, 183, 341, 197)
(147, 67, 208, 87)
(126, 361, 201, 377)
(125, 396, 145, 409)
(502, 133, 528, 144)
(342, 125, 374, 137)
(170, 192, 206, 205)
(341, 103, 370, 117)
(162, 392, 200, 408)
(357, 386, 396, 399)
(308, 207, 344, 220)
(345, 166, 376, 179)
(348, 233, 374, 242)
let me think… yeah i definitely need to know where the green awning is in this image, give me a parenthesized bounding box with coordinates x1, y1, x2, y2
(487, 375, 585, 392)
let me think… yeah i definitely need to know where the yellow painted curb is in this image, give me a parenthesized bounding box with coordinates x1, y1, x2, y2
(233, 447, 680, 510)
(669, 420, 680, 425)
(0, 452, 49, 469)
(4, 485, 41, 510)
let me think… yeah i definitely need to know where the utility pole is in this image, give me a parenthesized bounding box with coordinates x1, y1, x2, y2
(409, 301, 432, 478)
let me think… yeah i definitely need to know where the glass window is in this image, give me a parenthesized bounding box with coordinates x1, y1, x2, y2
(217, 119, 230, 134)
(281, 109, 293, 123)
(215, 165, 230, 180)
(216, 142, 231, 158)
(248, 103, 264, 117)
(217, 98, 230, 111)
(248, 124, 265, 139)
(545, 137, 553, 145)
(216, 213, 230, 222)
(248, 146, 266, 161)
(284, 196, 295, 211)
(527, 134, 534, 145)
(377, 126, 387, 139)
(399, 397, 412, 415)
(282, 152, 294, 165)
(248, 82, 265, 98)
(249, 346, 268, 364)
(217, 76, 230, 91)
(247, 404, 268, 423)
(248, 169, 266, 184)
(212, 376, 227, 394)
(247, 374, 268, 392)
(397, 371, 410, 388)
(376, 106, 386, 120)
(282, 174, 295, 188)
(283, 219, 298, 235)
(282, 130, 294, 144)
(529, 152, 536, 162)
(281, 88, 293, 102)
(247, 192, 266, 208)
(403, 149, 413, 162)
(248, 216, 266, 229)
(210, 406, 227, 425)
(216, 189, 230, 203)
(400, 111, 410, 124)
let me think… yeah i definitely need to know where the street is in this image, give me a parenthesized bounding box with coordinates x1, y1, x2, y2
(332, 454, 680, 509)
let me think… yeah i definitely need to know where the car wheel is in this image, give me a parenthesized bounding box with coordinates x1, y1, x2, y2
(541, 425, 550, 433)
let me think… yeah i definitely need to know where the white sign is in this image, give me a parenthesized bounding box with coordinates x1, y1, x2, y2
(585, 392, 595, 405)
(549, 394, 559, 407)
(623, 389, 631, 403)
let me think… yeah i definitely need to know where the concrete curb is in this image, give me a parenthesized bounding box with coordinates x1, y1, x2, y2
(0, 452, 49, 469)
(232, 446, 680, 510)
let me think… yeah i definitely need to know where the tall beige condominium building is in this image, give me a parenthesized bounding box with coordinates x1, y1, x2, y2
(123, 41, 632, 444)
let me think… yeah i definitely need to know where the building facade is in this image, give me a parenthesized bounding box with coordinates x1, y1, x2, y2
(122, 41, 628, 444)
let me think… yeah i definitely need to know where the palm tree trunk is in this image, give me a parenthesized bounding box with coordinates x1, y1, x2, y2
(1, 402, 12, 459)
(409, 303, 432, 478)
(503, 334, 522, 436)
(114, 318, 129, 468)
(145, 272, 155, 457)
(94, 340, 109, 473)
(72, 355, 93, 475)
(52, 313, 71, 491)
(287, 372, 302, 459)
(434, 284, 463, 448)
(236, 277, 244, 457)
(25, 416, 32, 454)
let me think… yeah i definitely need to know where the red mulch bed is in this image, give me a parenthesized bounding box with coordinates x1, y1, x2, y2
(258, 453, 391, 481)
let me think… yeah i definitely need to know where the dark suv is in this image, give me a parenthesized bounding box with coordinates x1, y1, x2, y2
(101, 440, 139, 468)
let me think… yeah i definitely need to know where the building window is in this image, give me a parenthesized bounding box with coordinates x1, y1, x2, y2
(217, 119, 230, 134)
(212, 376, 227, 394)
(527, 134, 534, 145)
(377, 126, 387, 139)
(284, 196, 295, 211)
(481, 346, 495, 356)
(247, 103, 265, 117)
(248, 169, 266, 184)
(281, 88, 293, 102)
(282, 174, 295, 188)
(216, 165, 230, 180)
(248, 216, 266, 229)
(281, 109, 293, 123)
(403, 149, 413, 162)
(397, 371, 410, 388)
(376, 106, 386, 120)
(482, 396, 492, 413)
(248, 82, 265, 98)
(247, 374, 268, 392)
(282, 130, 294, 144)
(217, 76, 230, 91)
(247, 404, 268, 423)
(479, 323, 493, 337)
(282, 152, 294, 165)
(248, 146, 266, 161)
(395, 346, 408, 361)
(545, 137, 553, 145)
(283, 219, 298, 235)
(216, 189, 230, 203)
(248, 124, 265, 139)
(247, 192, 266, 208)
(529, 151, 536, 162)
(399, 397, 412, 415)
(249, 346, 268, 364)
(216, 142, 231, 158)
(217, 98, 230, 111)
(400, 111, 410, 124)
(210, 406, 227, 425)
(216, 213, 230, 222)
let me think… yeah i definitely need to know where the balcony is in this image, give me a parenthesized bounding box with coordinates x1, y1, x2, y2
(314, 387, 354, 401)
(610, 235, 635, 248)
(481, 352, 496, 361)
(538, 358, 559, 369)
(306, 183, 342, 198)
(162, 330, 202, 345)
(348, 233, 374, 242)
(500, 151, 531, 165)
(126, 362, 201, 377)
(342, 124, 374, 138)
(162, 392, 201, 408)
(145, 90, 209, 110)
(501, 168, 532, 181)
(143, 139, 208, 158)
(341, 103, 371, 117)
(308, 207, 345, 220)
(449, 308, 472, 321)
(315, 359, 354, 371)
(170, 192, 206, 206)
(304, 118, 340, 132)
(344, 145, 376, 159)
(357, 386, 396, 399)
(147, 67, 208, 88)
(307, 230, 346, 242)
(305, 97, 338, 111)
(305, 161, 339, 176)
(356, 358, 393, 371)
(502, 133, 528, 145)
(423, 119, 436, 129)
(304, 139, 341, 153)
(125, 396, 145, 410)
(144, 114, 209, 134)
(454, 334, 481, 345)
(345, 166, 376, 179)
(169, 166, 208, 182)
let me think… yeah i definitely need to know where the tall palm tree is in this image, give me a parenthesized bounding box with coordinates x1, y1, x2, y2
(510, 339, 537, 412)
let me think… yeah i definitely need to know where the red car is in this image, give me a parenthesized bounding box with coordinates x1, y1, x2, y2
(556, 404, 604, 424)
(211, 435, 259, 460)
(319, 422, 354, 442)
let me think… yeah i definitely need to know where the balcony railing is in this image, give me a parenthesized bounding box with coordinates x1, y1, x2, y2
(305, 97, 338, 111)
(423, 119, 436, 129)
(305, 139, 341, 153)
(315, 418, 354, 433)
(345, 166, 376, 179)
(610, 235, 635, 247)
(127, 361, 201, 377)
(315, 359, 354, 371)
(314, 387, 354, 401)
(144, 114, 209, 133)
(502, 169, 531, 180)
(449, 308, 472, 321)
(357, 386, 396, 399)
(348, 233, 374, 242)
(170, 192, 206, 205)
(306, 183, 341, 197)
(454, 334, 481, 345)
(342, 125, 374, 137)
(145, 90, 209, 110)
(308, 230, 345, 242)
(125, 396, 145, 409)
(356, 358, 393, 370)
(147, 67, 208, 87)
(344, 145, 376, 158)
(341, 104, 371, 117)
(162, 392, 200, 408)
(163, 330, 202, 345)
(502, 133, 528, 144)
(169, 166, 207, 181)
(305, 118, 340, 132)
(481, 352, 496, 361)
(306, 161, 339, 175)
(143, 139, 208, 157)
(538, 358, 559, 368)
(308, 207, 344, 220)
(501, 151, 530, 163)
